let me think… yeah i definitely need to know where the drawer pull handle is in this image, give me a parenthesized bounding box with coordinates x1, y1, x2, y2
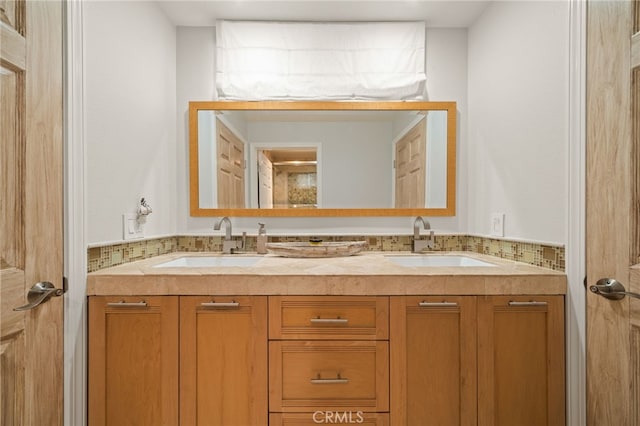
(106, 300, 147, 307)
(311, 373, 349, 384)
(508, 301, 548, 306)
(310, 317, 348, 324)
(419, 301, 458, 307)
(201, 301, 240, 308)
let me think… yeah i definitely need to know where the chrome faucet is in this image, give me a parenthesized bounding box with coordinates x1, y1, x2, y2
(214, 217, 244, 254)
(413, 216, 435, 253)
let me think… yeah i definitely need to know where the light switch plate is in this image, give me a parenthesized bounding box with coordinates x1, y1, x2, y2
(490, 213, 505, 237)
(123, 213, 143, 240)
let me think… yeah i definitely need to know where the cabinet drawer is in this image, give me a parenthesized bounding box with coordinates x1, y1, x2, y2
(269, 340, 389, 412)
(270, 412, 389, 425)
(269, 296, 389, 340)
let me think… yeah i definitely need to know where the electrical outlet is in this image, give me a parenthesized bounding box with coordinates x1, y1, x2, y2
(490, 213, 505, 237)
(123, 213, 143, 240)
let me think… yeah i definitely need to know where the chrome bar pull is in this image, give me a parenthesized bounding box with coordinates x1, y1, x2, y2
(14, 281, 64, 311)
(310, 317, 348, 324)
(201, 301, 240, 308)
(590, 278, 640, 301)
(419, 301, 458, 307)
(311, 373, 349, 384)
(508, 301, 548, 306)
(106, 300, 148, 307)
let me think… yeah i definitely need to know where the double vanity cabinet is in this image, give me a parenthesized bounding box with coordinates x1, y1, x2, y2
(87, 253, 566, 426)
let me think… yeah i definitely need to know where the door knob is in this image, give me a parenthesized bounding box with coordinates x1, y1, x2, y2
(14, 281, 64, 311)
(589, 278, 640, 301)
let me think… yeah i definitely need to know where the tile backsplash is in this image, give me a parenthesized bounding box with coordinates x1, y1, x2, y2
(88, 234, 565, 273)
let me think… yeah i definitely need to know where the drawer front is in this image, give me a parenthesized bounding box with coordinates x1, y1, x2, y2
(270, 412, 389, 425)
(269, 341, 389, 412)
(269, 296, 389, 340)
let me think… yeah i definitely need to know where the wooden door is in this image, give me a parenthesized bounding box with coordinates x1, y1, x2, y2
(88, 296, 179, 426)
(586, 1, 640, 424)
(180, 296, 268, 426)
(389, 296, 476, 426)
(477, 296, 565, 426)
(216, 119, 245, 208)
(258, 150, 274, 208)
(395, 119, 426, 208)
(0, 1, 64, 424)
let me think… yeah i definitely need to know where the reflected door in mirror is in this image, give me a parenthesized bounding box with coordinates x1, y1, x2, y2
(257, 151, 273, 208)
(217, 120, 245, 208)
(395, 119, 426, 208)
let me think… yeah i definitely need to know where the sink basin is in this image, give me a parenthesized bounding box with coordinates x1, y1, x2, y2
(266, 241, 367, 258)
(154, 256, 262, 268)
(385, 255, 496, 268)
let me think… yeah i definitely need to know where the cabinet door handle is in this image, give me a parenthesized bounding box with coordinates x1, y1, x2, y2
(106, 300, 147, 307)
(418, 301, 458, 307)
(310, 317, 348, 324)
(200, 301, 240, 308)
(508, 301, 548, 306)
(311, 374, 349, 384)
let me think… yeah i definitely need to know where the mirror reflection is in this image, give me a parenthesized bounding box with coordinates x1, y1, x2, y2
(258, 148, 318, 209)
(190, 101, 456, 217)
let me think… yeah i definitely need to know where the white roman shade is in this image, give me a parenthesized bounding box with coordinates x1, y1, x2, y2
(215, 20, 426, 100)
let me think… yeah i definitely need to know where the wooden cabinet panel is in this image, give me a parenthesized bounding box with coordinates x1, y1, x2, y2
(270, 412, 389, 425)
(180, 296, 268, 426)
(390, 296, 477, 426)
(270, 340, 389, 412)
(88, 296, 179, 426)
(269, 296, 389, 340)
(477, 296, 565, 426)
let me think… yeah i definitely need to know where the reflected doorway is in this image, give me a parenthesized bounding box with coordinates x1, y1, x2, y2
(256, 148, 318, 209)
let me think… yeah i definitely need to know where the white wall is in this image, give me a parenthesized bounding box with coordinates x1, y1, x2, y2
(176, 27, 218, 234)
(86, 4, 568, 244)
(85, 1, 177, 244)
(249, 121, 393, 208)
(176, 27, 469, 236)
(467, 1, 569, 244)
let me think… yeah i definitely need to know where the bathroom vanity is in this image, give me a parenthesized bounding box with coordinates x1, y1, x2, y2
(87, 252, 566, 426)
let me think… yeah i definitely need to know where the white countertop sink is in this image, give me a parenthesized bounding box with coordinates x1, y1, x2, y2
(153, 256, 263, 268)
(385, 254, 497, 268)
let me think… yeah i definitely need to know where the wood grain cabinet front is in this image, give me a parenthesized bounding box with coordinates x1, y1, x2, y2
(88, 292, 563, 426)
(88, 295, 268, 426)
(477, 295, 565, 426)
(88, 296, 179, 426)
(269, 295, 390, 418)
(269, 340, 389, 413)
(390, 295, 565, 426)
(390, 296, 477, 426)
(269, 296, 389, 340)
(180, 296, 268, 426)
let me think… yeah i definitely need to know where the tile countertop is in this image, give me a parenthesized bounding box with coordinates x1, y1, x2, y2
(86, 251, 567, 296)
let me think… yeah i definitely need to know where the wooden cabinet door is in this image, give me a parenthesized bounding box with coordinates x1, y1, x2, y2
(180, 296, 268, 426)
(477, 295, 565, 426)
(88, 296, 179, 426)
(390, 296, 477, 426)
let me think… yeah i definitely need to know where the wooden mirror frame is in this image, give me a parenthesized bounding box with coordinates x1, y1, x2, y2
(189, 100, 457, 217)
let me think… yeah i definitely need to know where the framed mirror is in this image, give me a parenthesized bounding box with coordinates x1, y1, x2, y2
(189, 101, 456, 217)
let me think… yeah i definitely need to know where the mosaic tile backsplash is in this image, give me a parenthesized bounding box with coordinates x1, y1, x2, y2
(88, 234, 565, 273)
